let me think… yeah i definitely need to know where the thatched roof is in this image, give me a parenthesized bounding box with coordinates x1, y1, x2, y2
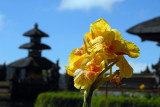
(127, 17, 160, 42)
(23, 23, 49, 37)
(19, 43, 51, 50)
(8, 57, 54, 69)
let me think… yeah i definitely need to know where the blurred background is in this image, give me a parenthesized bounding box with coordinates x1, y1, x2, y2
(0, 0, 160, 107)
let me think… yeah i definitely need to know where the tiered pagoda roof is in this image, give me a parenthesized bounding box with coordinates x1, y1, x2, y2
(23, 23, 48, 37)
(19, 43, 50, 50)
(9, 23, 54, 69)
(19, 23, 51, 51)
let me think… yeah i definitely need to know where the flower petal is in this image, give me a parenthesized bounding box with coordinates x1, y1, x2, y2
(88, 36, 104, 52)
(90, 19, 111, 38)
(69, 48, 87, 72)
(103, 31, 115, 42)
(123, 40, 140, 58)
(110, 40, 140, 58)
(74, 69, 91, 89)
(84, 32, 93, 44)
(64, 65, 74, 76)
(81, 54, 93, 70)
(111, 29, 123, 40)
(116, 55, 133, 78)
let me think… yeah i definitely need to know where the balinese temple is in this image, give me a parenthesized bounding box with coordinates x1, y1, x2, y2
(8, 24, 60, 101)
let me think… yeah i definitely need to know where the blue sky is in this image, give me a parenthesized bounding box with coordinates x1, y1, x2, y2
(0, 0, 160, 74)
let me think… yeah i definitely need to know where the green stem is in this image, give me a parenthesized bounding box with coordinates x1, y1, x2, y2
(86, 88, 94, 107)
(83, 91, 87, 107)
(83, 88, 94, 107)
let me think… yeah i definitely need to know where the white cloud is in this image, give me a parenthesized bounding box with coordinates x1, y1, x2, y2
(59, 0, 124, 12)
(0, 14, 5, 31)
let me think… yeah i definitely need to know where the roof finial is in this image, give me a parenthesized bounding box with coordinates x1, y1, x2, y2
(35, 23, 38, 29)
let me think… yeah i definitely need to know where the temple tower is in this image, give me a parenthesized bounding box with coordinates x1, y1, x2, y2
(8, 24, 60, 101)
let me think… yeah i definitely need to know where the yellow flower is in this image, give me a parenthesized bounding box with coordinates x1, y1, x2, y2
(65, 18, 140, 90)
(85, 19, 140, 78)
(140, 84, 146, 90)
(65, 46, 105, 89)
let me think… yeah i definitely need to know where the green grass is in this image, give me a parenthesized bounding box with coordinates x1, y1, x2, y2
(35, 91, 83, 107)
(35, 91, 160, 107)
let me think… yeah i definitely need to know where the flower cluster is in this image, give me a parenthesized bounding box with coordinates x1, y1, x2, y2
(65, 18, 140, 90)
